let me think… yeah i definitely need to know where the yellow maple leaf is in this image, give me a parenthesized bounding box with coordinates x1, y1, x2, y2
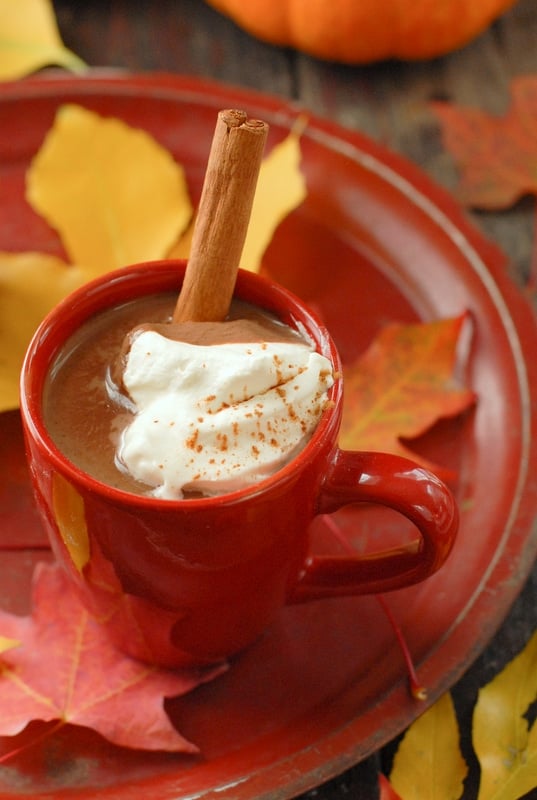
(0, 635, 20, 655)
(474, 628, 537, 800)
(0, 0, 86, 80)
(389, 692, 468, 799)
(167, 124, 306, 272)
(26, 104, 193, 274)
(2, 108, 304, 412)
(0, 252, 91, 412)
(167, 214, 196, 260)
(240, 123, 306, 272)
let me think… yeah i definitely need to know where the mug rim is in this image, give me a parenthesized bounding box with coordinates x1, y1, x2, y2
(20, 260, 344, 509)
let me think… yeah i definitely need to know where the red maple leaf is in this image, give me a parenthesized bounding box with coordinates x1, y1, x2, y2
(431, 75, 537, 210)
(378, 773, 404, 800)
(431, 76, 537, 290)
(0, 562, 225, 755)
(339, 314, 476, 480)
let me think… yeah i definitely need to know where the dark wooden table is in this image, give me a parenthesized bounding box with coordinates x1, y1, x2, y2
(49, 2, 537, 797)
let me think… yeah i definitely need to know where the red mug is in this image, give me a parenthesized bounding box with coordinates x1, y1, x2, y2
(20, 260, 458, 668)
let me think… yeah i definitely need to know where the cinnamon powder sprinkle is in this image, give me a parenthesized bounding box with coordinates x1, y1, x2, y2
(185, 429, 203, 453)
(216, 433, 229, 451)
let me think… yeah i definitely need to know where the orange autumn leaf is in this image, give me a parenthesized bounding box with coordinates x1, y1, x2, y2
(378, 773, 404, 800)
(431, 76, 537, 210)
(339, 314, 475, 476)
(0, 562, 225, 753)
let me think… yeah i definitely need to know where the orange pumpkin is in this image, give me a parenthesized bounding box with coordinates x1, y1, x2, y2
(204, 0, 518, 64)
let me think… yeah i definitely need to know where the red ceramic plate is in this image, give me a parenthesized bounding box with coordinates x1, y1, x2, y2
(1, 73, 537, 799)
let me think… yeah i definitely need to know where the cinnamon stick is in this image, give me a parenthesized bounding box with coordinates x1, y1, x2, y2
(172, 109, 269, 323)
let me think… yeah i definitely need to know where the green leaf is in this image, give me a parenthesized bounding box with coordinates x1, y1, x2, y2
(389, 692, 467, 799)
(474, 629, 537, 800)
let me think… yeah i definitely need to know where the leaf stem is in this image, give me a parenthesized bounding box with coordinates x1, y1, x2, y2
(0, 719, 65, 765)
(375, 594, 427, 701)
(321, 515, 427, 700)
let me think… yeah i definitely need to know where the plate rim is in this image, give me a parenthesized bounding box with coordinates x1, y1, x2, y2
(1, 70, 537, 799)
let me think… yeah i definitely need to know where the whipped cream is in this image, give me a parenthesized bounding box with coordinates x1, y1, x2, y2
(117, 330, 334, 498)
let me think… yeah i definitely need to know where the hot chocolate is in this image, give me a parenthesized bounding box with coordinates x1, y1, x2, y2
(43, 291, 334, 498)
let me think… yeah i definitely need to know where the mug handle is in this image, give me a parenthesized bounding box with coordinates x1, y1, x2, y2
(288, 449, 458, 603)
